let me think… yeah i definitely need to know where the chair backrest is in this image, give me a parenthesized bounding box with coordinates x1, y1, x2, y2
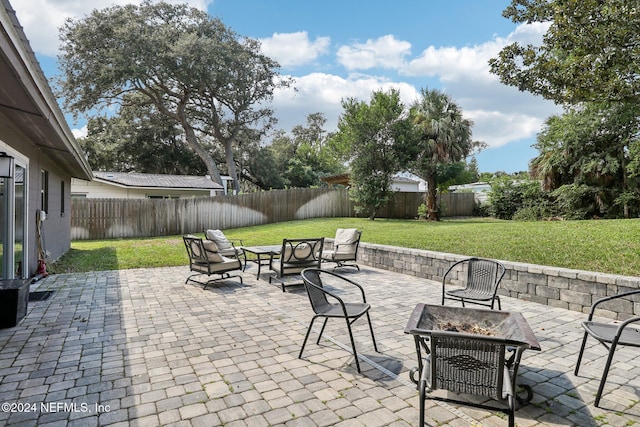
(301, 268, 332, 314)
(333, 228, 361, 255)
(183, 235, 224, 264)
(280, 238, 324, 266)
(430, 332, 507, 400)
(464, 258, 506, 296)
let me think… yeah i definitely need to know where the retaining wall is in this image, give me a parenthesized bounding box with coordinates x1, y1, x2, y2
(357, 242, 640, 321)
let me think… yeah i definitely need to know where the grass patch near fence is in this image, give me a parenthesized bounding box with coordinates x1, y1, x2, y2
(49, 217, 640, 276)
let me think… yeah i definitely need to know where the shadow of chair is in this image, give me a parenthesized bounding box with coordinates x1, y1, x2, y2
(268, 237, 324, 292)
(442, 257, 506, 310)
(299, 268, 379, 373)
(183, 235, 243, 289)
(204, 229, 244, 266)
(574, 289, 640, 407)
(321, 228, 362, 271)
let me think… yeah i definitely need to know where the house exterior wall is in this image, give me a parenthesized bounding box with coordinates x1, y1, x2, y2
(0, 125, 71, 276)
(71, 178, 218, 199)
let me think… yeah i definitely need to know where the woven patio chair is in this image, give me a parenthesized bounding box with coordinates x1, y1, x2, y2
(442, 257, 506, 310)
(574, 289, 640, 407)
(299, 268, 379, 373)
(321, 228, 362, 270)
(268, 237, 324, 291)
(183, 235, 243, 289)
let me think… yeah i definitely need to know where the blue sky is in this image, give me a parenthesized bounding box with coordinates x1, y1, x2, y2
(15, 0, 561, 173)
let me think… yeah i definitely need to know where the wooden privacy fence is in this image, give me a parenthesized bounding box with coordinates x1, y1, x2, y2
(70, 188, 475, 240)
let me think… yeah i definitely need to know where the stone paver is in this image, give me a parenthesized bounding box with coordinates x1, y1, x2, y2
(0, 263, 638, 426)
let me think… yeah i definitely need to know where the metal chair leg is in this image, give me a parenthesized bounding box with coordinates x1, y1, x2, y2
(316, 318, 329, 344)
(299, 316, 318, 359)
(595, 337, 620, 407)
(365, 312, 379, 353)
(345, 317, 361, 373)
(574, 331, 589, 376)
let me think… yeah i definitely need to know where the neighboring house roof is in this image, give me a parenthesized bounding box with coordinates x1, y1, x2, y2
(93, 172, 223, 191)
(0, 0, 92, 180)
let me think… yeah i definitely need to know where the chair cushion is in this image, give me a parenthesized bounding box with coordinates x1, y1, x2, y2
(335, 228, 359, 245)
(202, 239, 224, 263)
(205, 229, 233, 250)
(282, 242, 314, 262)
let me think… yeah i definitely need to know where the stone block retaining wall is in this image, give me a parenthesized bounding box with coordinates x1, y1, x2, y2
(357, 242, 640, 321)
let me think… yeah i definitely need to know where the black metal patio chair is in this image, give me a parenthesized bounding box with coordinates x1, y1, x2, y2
(269, 237, 324, 291)
(299, 268, 379, 373)
(183, 235, 243, 289)
(321, 228, 362, 271)
(442, 257, 506, 310)
(574, 289, 640, 407)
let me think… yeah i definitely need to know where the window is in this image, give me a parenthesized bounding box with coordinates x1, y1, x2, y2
(60, 180, 65, 216)
(40, 170, 48, 213)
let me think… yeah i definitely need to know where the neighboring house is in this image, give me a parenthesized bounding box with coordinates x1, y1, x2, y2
(71, 172, 226, 199)
(0, 0, 93, 278)
(321, 172, 426, 192)
(449, 182, 492, 204)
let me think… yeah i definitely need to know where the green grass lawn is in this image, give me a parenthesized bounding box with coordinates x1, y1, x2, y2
(49, 217, 640, 276)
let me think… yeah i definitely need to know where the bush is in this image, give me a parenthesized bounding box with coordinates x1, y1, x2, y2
(488, 178, 550, 220)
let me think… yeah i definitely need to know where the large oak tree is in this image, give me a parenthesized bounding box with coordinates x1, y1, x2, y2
(57, 1, 290, 193)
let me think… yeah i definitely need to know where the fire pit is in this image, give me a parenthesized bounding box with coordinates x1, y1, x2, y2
(405, 304, 540, 427)
(405, 304, 540, 346)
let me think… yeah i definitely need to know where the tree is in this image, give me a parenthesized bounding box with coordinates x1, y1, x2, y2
(262, 113, 344, 188)
(409, 88, 478, 221)
(332, 90, 412, 219)
(530, 102, 640, 218)
(79, 102, 213, 175)
(58, 1, 289, 193)
(489, 0, 640, 104)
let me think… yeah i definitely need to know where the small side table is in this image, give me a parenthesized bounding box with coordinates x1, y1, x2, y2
(0, 279, 31, 328)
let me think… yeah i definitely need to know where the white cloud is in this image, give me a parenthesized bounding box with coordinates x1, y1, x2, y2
(259, 32, 330, 67)
(336, 35, 411, 70)
(272, 73, 419, 131)
(13, 0, 211, 56)
(71, 125, 88, 139)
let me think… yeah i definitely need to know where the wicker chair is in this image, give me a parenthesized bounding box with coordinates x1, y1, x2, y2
(410, 330, 527, 427)
(442, 258, 506, 310)
(268, 238, 324, 291)
(183, 235, 243, 289)
(299, 268, 378, 373)
(574, 289, 640, 407)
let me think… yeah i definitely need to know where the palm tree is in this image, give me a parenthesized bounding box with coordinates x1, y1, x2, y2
(410, 88, 476, 221)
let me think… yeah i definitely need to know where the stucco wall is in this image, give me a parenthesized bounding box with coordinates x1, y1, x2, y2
(356, 242, 640, 321)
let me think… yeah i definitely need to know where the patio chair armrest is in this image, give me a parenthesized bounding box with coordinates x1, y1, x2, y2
(588, 289, 640, 319)
(612, 316, 640, 339)
(316, 269, 368, 302)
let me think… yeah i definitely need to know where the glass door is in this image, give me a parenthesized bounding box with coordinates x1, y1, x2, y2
(14, 164, 25, 278)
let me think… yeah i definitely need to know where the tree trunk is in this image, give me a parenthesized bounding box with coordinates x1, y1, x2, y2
(425, 174, 438, 221)
(224, 139, 241, 194)
(176, 110, 223, 186)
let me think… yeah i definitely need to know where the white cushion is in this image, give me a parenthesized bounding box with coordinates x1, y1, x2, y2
(335, 228, 359, 245)
(205, 229, 233, 250)
(202, 239, 224, 263)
